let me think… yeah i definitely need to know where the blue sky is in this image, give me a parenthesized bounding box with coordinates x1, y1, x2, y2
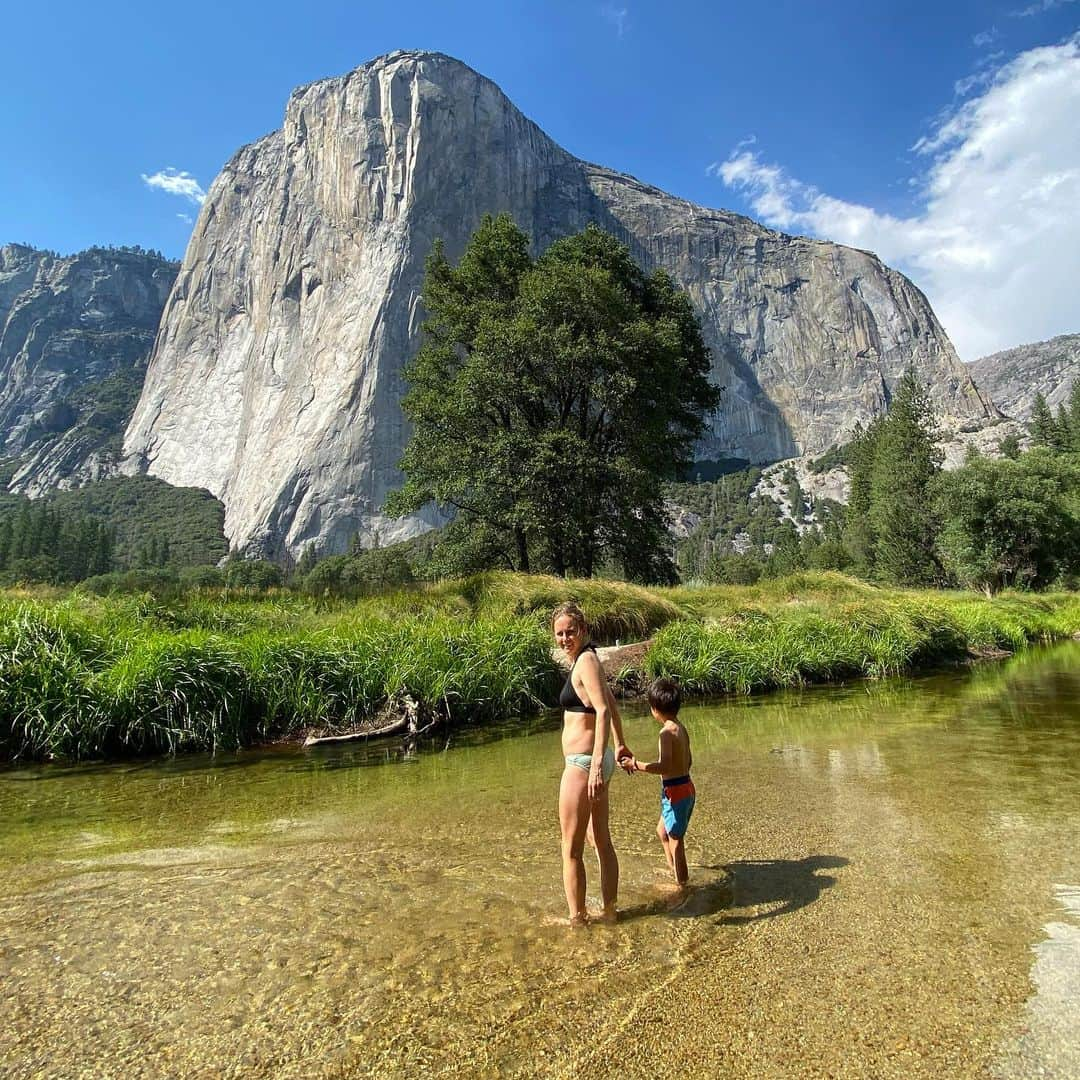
(3, 0, 1078, 358)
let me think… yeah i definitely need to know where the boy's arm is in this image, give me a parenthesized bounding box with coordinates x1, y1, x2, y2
(632, 730, 674, 776)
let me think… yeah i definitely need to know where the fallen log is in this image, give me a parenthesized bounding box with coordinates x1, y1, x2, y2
(302, 692, 431, 748)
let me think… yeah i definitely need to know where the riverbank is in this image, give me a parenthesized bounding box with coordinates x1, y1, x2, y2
(2, 572, 1078, 762)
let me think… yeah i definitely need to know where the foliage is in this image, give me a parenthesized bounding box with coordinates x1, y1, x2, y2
(782, 466, 805, 522)
(45, 476, 226, 570)
(224, 558, 283, 590)
(387, 214, 721, 583)
(0, 501, 113, 584)
(932, 449, 1080, 594)
(808, 441, 852, 474)
(669, 467, 785, 580)
(997, 432, 1022, 460)
(702, 552, 763, 585)
(301, 547, 414, 596)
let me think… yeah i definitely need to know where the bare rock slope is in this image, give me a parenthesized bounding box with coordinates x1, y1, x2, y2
(124, 50, 994, 558)
(0, 244, 176, 495)
(969, 334, 1080, 420)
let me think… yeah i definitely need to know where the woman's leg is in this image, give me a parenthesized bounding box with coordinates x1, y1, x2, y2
(559, 764, 592, 923)
(587, 787, 619, 919)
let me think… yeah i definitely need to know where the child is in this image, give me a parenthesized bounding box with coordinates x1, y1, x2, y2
(626, 677, 695, 886)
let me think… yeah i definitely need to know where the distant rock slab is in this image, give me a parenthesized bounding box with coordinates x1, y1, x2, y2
(0, 244, 176, 495)
(969, 333, 1080, 420)
(123, 50, 995, 558)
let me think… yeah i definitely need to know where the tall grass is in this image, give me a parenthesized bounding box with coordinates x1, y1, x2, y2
(645, 590, 1080, 694)
(2, 575, 1077, 762)
(0, 601, 560, 762)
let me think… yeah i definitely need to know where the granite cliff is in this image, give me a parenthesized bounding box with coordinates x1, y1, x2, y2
(969, 334, 1080, 420)
(0, 244, 176, 495)
(123, 50, 995, 558)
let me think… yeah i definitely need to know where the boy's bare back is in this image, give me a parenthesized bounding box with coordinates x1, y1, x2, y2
(658, 721, 692, 780)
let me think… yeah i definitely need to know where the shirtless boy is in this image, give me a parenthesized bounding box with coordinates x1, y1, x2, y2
(624, 678, 695, 886)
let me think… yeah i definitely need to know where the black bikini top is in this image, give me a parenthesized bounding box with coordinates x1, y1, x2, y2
(560, 643, 597, 713)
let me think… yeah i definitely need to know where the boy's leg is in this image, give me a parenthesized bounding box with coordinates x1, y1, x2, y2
(559, 765, 592, 924)
(669, 835, 689, 886)
(656, 817, 676, 875)
(587, 789, 619, 919)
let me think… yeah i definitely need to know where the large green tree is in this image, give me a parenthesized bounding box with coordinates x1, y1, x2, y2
(933, 449, 1080, 594)
(387, 215, 721, 581)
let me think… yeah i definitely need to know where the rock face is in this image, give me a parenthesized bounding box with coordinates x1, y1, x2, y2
(0, 244, 176, 495)
(969, 334, 1080, 420)
(124, 50, 995, 558)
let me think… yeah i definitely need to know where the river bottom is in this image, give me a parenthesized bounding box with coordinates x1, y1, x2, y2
(2, 648, 1079, 1078)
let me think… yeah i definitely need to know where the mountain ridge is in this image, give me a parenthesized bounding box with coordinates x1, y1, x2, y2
(120, 50, 996, 558)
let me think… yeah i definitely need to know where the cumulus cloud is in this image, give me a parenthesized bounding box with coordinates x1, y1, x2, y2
(708, 35, 1080, 359)
(600, 4, 629, 36)
(141, 168, 206, 205)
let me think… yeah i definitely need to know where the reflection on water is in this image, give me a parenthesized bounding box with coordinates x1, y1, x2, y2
(1, 645, 1078, 1077)
(995, 884, 1080, 1079)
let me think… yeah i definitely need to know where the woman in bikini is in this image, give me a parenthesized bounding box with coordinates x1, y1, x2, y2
(552, 602, 633, 925)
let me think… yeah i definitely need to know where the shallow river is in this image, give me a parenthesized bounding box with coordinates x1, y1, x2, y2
(2, 646, 1079, 1079)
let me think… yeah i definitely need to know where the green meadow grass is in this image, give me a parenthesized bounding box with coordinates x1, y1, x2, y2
(645, 585, 1080, 694)
(1, 574, 1077, 761)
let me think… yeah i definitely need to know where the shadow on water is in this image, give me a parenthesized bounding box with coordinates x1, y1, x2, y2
(619, 854, 848, 924)
(716, 854, 848, 924)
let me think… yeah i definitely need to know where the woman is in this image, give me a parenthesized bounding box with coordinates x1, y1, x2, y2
(552, 602, 632, 925)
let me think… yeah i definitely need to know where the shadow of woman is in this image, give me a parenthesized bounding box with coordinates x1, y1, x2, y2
(714, 854, 849, 924)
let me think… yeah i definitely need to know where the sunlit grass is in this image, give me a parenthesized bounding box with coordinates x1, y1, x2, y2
(1, 574, 1076, 761)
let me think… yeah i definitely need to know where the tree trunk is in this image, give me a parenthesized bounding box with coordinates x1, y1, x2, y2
(515, 528, 530, 573)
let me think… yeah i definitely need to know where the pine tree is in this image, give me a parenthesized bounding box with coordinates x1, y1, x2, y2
(1054, 404, 1071, 452)
(1069, 378, 1080, 454)
(842, 419, 881, 575)
(868, 369, 943, 585)
(783, 466, 804, 523)
(1030, 393, 1056, 448)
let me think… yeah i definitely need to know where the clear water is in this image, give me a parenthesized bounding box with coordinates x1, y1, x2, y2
(2, 646, 1078, 1078)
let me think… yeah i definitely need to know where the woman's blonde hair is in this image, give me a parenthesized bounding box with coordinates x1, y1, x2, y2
(551, 601, 587, 629)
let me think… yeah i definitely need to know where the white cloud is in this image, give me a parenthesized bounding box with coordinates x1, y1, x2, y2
(141, 168, 206, 205)
(600, 4, 629, 37)
(973, 27, 999, 47)
(708, 35, 1080, 360)
(176, 212, 194, 225)
(1010, 0, 1077, 16)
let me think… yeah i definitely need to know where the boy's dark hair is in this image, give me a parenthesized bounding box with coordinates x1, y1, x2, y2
(647, 677, 681, 716)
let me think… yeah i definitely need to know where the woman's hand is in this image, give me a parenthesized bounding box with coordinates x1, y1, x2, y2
(617, 745, 636, 774)
(588, 763, 605, 801)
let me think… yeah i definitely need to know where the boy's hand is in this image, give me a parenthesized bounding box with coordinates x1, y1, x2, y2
(615, 742, 633, 763)
(618, 752, 636, 775)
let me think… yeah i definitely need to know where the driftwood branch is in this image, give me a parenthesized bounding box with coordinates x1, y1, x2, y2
(302, 692, 435, 748)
